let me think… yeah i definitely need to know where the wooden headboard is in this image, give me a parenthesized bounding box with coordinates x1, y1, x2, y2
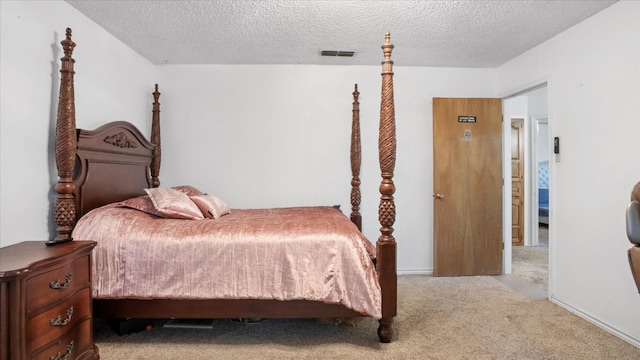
(73, 121, 155, 218)
(73, 84, 162, 219)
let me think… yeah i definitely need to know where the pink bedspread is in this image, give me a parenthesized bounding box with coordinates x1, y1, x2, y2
(72, 205, 382, 318)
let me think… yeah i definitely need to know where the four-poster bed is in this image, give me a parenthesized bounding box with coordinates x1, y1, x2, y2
(51, 28, 398, 343)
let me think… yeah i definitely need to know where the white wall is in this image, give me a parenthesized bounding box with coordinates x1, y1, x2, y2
(0, 1, 154, 247)
(157, 65, 497, 273)
(498, 1, 640, 345)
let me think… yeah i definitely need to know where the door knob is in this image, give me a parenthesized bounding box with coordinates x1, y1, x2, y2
(435, 193, 445, 199)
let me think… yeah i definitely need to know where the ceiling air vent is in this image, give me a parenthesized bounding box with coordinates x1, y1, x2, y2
(321, 50, 355, 57)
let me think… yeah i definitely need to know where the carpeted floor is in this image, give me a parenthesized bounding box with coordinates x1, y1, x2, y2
(511, 224, 549, 291)
(512, 245, 548, 290)
(93, 275, 640, 359)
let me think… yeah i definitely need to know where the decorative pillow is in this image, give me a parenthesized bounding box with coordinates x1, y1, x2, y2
(118, 195, 164, 217)
(171, 185, 205, 197)
(144, 188, 204, 220)
(190, 194, 231, 219)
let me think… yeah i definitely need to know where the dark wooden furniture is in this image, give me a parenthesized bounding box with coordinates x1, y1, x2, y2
(51, 28, 398, 342)
(0, 241, 98, 360)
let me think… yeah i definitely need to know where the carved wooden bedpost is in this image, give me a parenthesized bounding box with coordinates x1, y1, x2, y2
(350, 84, 362, 231)
(49, 28, 77, 245)
(151, 84, 161, 188)
(377, 32, 397, 343)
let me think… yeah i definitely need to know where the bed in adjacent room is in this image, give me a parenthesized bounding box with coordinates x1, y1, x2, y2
(538, 160, 549, 225)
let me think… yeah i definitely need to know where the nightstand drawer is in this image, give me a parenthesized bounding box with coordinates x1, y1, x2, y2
(30, 318, 92, 360)
(1, 241, 97, 360)
(26, 287, 91, 354)
(25, 255, 90, 311)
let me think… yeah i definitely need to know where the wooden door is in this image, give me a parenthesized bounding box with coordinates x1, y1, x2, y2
(433, 98, 503, 276)
(511, 118, 525, 246)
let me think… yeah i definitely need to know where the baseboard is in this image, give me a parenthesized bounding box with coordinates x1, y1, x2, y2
(397, 269, 433, 275)
(550, 296, 640, 347)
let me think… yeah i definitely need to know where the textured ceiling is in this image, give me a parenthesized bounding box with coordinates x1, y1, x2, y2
(65, 0, 617, 68)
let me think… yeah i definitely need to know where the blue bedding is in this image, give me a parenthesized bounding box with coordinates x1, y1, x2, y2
(539, 188, 549, 211)
(538, 161, 549, 224)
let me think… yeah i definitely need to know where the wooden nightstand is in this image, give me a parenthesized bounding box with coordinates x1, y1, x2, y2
(0, 241, 98, 360)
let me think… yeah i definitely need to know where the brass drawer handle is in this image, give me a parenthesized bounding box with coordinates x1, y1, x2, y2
(50, 306, 73, 327)
(49, 274, 72, 289)
(50, 340, 73, 360)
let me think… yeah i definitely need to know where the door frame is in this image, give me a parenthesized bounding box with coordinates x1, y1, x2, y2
(501, 81, 549, 275)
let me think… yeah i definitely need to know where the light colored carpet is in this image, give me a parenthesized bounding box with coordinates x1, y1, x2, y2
(512, 245, 549, 290)
(93, 275, 639, 359)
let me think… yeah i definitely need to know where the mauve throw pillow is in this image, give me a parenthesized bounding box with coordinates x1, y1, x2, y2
(171, 185, 205, 197)
(118, 195, 164, 217)
(190, 194, 231, 219)
(145, 188, 204, 220)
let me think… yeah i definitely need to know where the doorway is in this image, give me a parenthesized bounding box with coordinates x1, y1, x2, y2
(503, 85, 549, 293)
